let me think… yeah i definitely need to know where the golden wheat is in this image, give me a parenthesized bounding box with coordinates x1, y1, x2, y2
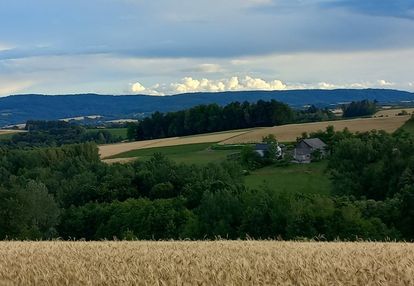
(374, 108, 414, 118)
(221, 116, 409, 144)
(0, 241, 413, 285)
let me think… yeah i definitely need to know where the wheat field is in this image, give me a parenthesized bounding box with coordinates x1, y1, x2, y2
(374, 108, 414, 118)
(0, 241, 413, 285)
(221, 116, 409, 144)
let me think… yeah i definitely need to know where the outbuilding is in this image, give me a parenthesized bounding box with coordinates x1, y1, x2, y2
(255, 143, 283, 159)
(293, 138, 327, 163)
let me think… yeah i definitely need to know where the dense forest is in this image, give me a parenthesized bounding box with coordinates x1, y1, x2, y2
(1, 121, 123, 147)
(342, 100, 377, 118)
(127, 100, 335, 140)
(0, 125, 413, 240)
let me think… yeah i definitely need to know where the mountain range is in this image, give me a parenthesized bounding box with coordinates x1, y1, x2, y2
(1, 89, 414, 127)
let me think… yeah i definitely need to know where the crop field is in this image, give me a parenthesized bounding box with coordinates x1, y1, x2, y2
(99, 130, 251, 159)
(374, 107, 414, 118)
(222, 116, 410, 144)
(0, 241, 413, 285)
(245, 161, 331, 195)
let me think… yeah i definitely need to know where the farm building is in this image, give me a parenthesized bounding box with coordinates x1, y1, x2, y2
(255, 143, 283, 159)
(293, 138, 327, 163)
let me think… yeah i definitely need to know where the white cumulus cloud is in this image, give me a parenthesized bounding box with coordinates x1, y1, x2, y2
(170, 76, 287, 94)
(318, 82, 337, 89)
(129, 76, 402, 96)
(377, 79, 395, 86)
(131, 82, 146, 93)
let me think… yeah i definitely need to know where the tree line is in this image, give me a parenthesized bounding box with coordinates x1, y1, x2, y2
(1, 120, 123, 148)
(127, 100, 335, 141)
(342, 99, 377, 118)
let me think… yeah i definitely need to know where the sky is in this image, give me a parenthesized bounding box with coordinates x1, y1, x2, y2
(0, 0, 413, 96)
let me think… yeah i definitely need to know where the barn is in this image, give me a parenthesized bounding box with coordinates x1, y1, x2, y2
(293, 138, 327, 163)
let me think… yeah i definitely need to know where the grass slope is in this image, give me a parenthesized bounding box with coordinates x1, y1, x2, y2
(0, 133, 14, 140)
(399, 117, 414, 135)
(0, 130, 23, 141)
(245, 161, 331, 195)
(111, 142, 237, 165)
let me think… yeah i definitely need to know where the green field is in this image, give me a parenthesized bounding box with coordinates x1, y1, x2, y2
(0, 133, 14, 140)
(111, 142, 239, 165)
(0, 131, 21, 141)
(112, 142, 331, 194)
(245, 161, 331, 195)
(399, 117, 414, 135)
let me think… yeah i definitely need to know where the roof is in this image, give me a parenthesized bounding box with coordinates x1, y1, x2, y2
(302, 138, 327, 150)
(255, 143, 270, 151)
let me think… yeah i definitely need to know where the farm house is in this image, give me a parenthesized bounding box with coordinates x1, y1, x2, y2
(293, 138, 327, 163)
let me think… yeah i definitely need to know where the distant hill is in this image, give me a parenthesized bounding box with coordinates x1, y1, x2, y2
(1, 89, 413, 127)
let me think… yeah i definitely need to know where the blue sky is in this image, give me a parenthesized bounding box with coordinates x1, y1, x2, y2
(0, 0, 413, 96)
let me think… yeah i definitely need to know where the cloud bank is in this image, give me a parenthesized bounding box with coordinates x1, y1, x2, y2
(130, 76, 400, 96)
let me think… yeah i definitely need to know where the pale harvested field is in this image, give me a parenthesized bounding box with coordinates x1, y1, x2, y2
(99, 130, 251, 158)
(222, 116, 410, 144)
(0, 130, 24, 135)
(0, 241, 413, 285)
(99, 137, 177, 159)
(102, 157, 138, 164)
(374, 108, 414, 117)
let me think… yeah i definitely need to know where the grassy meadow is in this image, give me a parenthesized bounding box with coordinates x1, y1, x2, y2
(245, 161, 331, 195)
(399, 116, 414, 135)
(109, 142, 238, 165)
(0, 133, 15, 140)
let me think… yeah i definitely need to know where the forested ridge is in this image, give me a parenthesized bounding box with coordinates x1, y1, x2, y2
(1, 125, 414, 240)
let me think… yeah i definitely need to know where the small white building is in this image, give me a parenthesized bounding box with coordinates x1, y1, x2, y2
(254, 143, 282, 159)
